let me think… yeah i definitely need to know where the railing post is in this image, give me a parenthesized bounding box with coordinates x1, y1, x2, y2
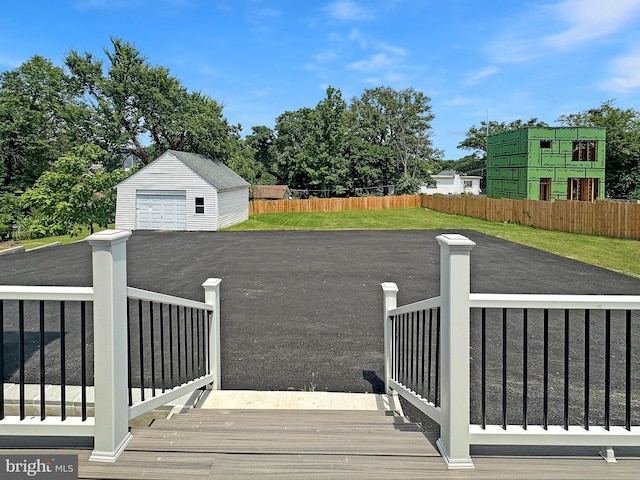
(203, 278, 222, 390)
(435, 233, 475, 469)
(381, 282, 399, 395)
(86, 229, 132, 462)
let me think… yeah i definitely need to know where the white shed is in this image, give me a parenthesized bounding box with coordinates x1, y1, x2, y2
(115, 150, 250, 231)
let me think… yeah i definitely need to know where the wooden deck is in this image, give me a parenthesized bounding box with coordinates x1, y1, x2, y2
(2, 408, 640, 479)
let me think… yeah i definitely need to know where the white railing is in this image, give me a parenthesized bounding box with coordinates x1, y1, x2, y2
(125, 285, 219, 421)
(0, 230, 222, 463)
(0, 286, 96, 438)
(382, 234, 640, 469)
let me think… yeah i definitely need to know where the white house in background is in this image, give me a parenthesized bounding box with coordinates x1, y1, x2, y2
(115, 150, 250, 231)
(420, 170, 482, 196)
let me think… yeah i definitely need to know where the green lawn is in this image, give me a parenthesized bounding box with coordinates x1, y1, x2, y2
(224, 207, 640, 278)
(0, 226, 108, 251)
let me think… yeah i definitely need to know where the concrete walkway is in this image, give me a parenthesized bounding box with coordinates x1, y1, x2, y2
(198, 390, 402, 411)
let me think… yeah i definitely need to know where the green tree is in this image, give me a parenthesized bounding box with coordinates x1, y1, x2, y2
(0, 56, 91, 191)
(66, 38, 238, 169)
(21, 145, 128, 236)
(348, 87, 442, 194)
(271, 87, 350, 194)
(246, 125, 277, 180)
(439, 154, 486, 180)
(305, 86, 349, 193)
(0, 193, 21, 240)
(272, 107, 316, 189)
(557, 101, 640, 199)
(224, 128, 276, 186)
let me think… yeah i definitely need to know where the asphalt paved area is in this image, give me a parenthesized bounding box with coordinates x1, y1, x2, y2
(2, 229, 640, 423)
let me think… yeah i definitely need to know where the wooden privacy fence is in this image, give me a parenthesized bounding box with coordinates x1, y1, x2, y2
(249, 195, 422, 214)
(422, 195, 640, 240)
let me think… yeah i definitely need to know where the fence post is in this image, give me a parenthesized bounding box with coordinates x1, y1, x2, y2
(203, 278, 222, 390)
(435, 233, 475, 469)
(86, 229, 132, 462)
(381, 282, 399, 395)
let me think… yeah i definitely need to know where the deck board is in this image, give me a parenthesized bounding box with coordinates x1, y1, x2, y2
(1, 409, 640, 478)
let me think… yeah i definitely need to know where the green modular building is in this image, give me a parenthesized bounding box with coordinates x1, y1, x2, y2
(486, 127, 606, 201)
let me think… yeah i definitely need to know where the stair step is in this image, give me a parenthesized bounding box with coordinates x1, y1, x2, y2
(129, 407, 436, 457)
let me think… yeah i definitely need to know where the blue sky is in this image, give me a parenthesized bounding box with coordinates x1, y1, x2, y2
(2, 0, 640, 159)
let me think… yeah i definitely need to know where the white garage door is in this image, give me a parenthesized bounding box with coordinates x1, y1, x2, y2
(136, 192, 187, 230)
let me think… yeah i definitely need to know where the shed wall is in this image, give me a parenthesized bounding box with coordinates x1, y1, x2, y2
(218, 187, 249, 229)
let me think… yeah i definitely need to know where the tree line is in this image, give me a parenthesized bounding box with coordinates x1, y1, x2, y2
(0, 39, 443, 237)
(1, 38, 638, 238)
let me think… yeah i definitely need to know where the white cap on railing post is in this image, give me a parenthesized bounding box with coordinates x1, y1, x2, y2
(86, 229, 132, 462)
(435, 233, 475, 469)
(203, 278, 222, 391)
(381, 282, 399, 395)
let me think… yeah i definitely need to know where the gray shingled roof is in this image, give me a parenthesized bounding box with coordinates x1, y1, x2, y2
(433, 170, 458, 177)
(169, 150, 250, 191)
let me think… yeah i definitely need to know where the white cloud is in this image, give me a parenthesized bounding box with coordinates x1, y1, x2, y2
(442, 95, 474, 106)
(314, 51, 338, 63)
(378, 43, 407, 56)
(487, 0, 640, 64)
(463, 66, 499, 86)
(348, 53, 394, 72)
(325, 0, 374, 21)
(348, 28, 368, 48)
(601, 50, 640, 92)
(543, 0, 640, 49)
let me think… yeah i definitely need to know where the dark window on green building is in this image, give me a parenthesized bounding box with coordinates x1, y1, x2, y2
(195, 197, 205, 214)
(540, 140, 552, 149)
(568, 178, 599, 201)
(539, 178, 551, 201)
(572, 141, 597, 161)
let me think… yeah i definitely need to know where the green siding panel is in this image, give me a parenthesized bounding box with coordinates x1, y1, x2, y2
(493, 156, 508, 167)
(528, 167, 555, 179)
(503, 181, 518, 192)
(557, 140, 574, 155)
(578, 128, 606, 140)
(519, 129, 528, 153)
(541, 154, 567, 167)
(510, 154, 528, 166)
(502, 130, 518, 142)
(503, 142, 518, 155)
(555, 128, 579, 140)
(486, 168, 499, 179)
(528, 127, 557, 139)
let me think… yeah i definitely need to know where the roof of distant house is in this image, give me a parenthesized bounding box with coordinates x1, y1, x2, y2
(253, 185, 292, 199)
(433, 170, 458, 177)
(432, 170, 482, 179)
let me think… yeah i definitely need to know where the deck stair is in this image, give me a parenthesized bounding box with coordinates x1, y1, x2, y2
(4, 392, 640, 478)
(79, 402, 443, 479)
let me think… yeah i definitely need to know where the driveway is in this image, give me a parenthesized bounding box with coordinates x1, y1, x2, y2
(1, 230, 639, 398)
